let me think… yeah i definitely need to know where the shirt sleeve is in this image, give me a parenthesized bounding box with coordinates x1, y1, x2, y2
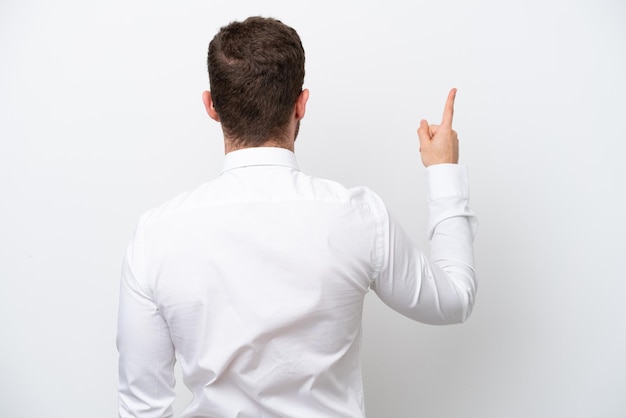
(370, 164, 478, 325)
(117, 220, 177, 418)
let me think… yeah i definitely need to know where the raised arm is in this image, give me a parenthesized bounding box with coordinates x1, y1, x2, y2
(371, 89, 478, 325)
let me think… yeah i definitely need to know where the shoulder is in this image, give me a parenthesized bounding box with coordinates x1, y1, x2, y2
(137, 180, 216, 228)
(299, 173, 388, 216)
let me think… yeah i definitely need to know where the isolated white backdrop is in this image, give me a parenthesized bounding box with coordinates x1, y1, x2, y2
(1, 1, 625, 417)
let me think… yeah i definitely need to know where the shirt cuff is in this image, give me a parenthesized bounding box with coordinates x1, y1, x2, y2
(425, 164, 470, 202)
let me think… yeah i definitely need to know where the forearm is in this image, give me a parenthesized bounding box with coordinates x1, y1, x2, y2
(421, 164, 478, 324)
(371, 164, 477, 325)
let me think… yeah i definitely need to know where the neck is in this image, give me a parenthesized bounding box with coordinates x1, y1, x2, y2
(224, 139, 294, 154)
(223, 118, 299, 154)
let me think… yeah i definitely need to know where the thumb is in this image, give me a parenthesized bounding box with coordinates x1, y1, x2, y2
(417, 119, 431, 148)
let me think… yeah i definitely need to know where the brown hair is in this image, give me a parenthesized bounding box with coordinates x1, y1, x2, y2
(207, 16, 305, 147)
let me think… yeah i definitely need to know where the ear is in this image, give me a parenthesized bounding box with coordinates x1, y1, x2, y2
(202, 91, 220, 122)
(295, 89, 309, 120)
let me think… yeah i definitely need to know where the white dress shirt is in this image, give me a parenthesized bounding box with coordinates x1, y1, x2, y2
(117, 147, 478, 418)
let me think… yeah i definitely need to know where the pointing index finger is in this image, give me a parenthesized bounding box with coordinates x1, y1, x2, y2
(441, 88, 457, 128)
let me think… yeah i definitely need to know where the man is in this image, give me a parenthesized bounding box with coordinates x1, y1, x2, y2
(117, 16, 477, 418)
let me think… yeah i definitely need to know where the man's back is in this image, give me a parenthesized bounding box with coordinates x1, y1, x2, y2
(120, 148, 389, 416)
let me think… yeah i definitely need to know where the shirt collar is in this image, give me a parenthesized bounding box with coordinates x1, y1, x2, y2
(221, 147, 300, 174)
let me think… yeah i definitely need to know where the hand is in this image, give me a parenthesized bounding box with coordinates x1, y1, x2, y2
(417, 88, 459, 167)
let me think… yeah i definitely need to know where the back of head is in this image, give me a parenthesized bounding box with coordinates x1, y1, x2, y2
(207, 16, 305, 148)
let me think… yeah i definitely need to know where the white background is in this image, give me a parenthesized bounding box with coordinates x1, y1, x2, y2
(1, 1, 625, 417)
